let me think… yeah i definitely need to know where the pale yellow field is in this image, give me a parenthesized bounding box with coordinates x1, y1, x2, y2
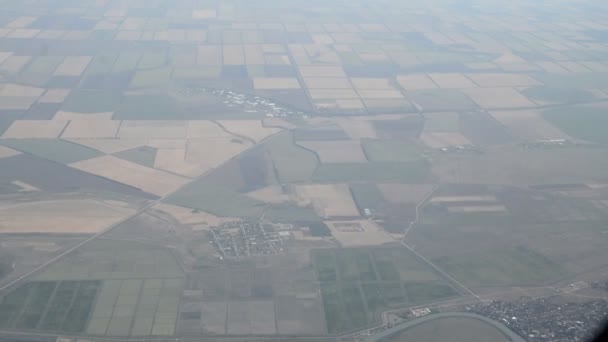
(223, 45, 245, 65)
(0, 97, 38, 110)
(2, 120, 68, 138)
(326, 220, 394, 247)
(396, 74, 438, 90)
(70, 155, 190, 196)
(243, 45, 265, 64)
(421, 132, 471, 148)
(147, 138, 187, 149)
(117, 120, 188, 139)
(218, 120, 281, 143)
(336, 98, 365, 110)
(66, 138, 147, 154)
(308, 88, 359, 100)
(428, 73, 477, 89)
(0, 84, 44, 97)
(186, 121, 227, 138)
(153, 203, 237, 229)
(334, 118, 378, 139)
(0, 199, 136, 234)
(298, 140, 367, 163)
(378, 184, 435, 204)
(465, 73, 541, 87)
(245, 186, 291, 204)
(296, 184, 360, 218)
(61, 119, 121, 139)
(192, 9, 217, 19)
(153, 148, 203, 178)
(38, 88, 71, 103)
(253, 77, 301, 90)
(6, 16, 36, 28)
(463, 87, 536, 109)
(490, 110, 570, 141)
(0, 145, 20, 159)
(6, 29, 40, 39)
(350, 78, 393, 89)
(303, 77, 352, 89)
(298, 65, 346, 78)
(53, 111, 114, 121)
(357, 89, 404, 99)
(197, 45, 222, 65)
(115, 30, 141, 40)
(53, 56, 92, 76)
(182, 137, 253, 175)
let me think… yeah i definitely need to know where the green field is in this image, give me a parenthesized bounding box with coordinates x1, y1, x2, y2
(62, 89, 123, 113)
(362, 140, 427, 162)
(542, 105, 608, 144)
(0, 139, 102, 164)
(313, 161, 430, 183)
(0, 280, 101, 333)
(130, 67, 172, 88)
(114, 146, 157, 168)
(264, 132, 319, 183)
(349, 183, 385, 213)
(534, 72, 608, 89)
(313, 247, 458, 334)
(433, 246, 566, 287)
(263, 204, 320, 222)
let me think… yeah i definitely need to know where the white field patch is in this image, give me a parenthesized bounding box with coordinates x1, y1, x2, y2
(0, 97, 37, 110)
(70, 155, 190, 196)
(117, 120, 188, 139)
(245, 186, 291, 204)
(303, 77, 352, 89)
(298, 140, 367, 163)
(2, 120, 68, 138)
(153, 203, 238, 230)
(421, 132, 471, 148)
(0, 199, 136, 234)
(296, 184, 360, 218)
(0, 56, 31, 73)
(463, 87, 536, 109)
(253, 78, 301, 90)
(218, 120, 281, 143)
(334, 118, 378, 139)
(6, 16, 37, 28)
(428, 73, 478, 89)
(53, 56, 92, 76)
(61, 119, 121, 139)
(465, 73, 542, 87)
(0, 84, 45, 97)
(396, 74, 438, 90)
(326, 220, 394, 247)
(12, 180, 40, 192)
(65, 138, 147, 154)
(38, 89, 71, 103)
(489, 110, 571, 141)
(0, 145, 21, 159)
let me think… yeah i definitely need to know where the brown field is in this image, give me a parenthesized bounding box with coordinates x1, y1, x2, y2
(489, 110, 570, 141)
(0, 84, 45, 97)
(53, 56, 92, 76)
(303, 77, 352, 89)
(253, 77, 300, 90)
(463, 87, 536, 109)
(218, 120, 281, 143)
(428, 73, 478, 89)
(186, 121, 227, 138)
(66, 138, 147, 154)
(325, 220, 394, 246)
(61, 119, 121, 139)
(296, 184, 360, 218)
(308, 88, 359, 100)
(420, 132, 471, 148)
(396, 74, 438, 90)
(334, 118, 378, 139)
(465, 73, 541, 87)
(0, 199, 136, 234)
(298, 140, 366, 163)
(0, 145, 20, 159)
(117, 120, 188, 139)
(70, 155, 190, 196)
(2, 120, 68, 138)
(378, 183, 435, 204)
(245, 185, 291, 204)
(38, 88, 71, 103)
(152, 203, 238, 229)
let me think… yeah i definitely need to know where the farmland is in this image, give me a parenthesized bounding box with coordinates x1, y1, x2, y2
(0, 0, 607, 341)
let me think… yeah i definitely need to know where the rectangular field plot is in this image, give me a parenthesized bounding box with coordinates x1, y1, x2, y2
(0, 280, 101, 333)
(312, 247, 458, 333)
